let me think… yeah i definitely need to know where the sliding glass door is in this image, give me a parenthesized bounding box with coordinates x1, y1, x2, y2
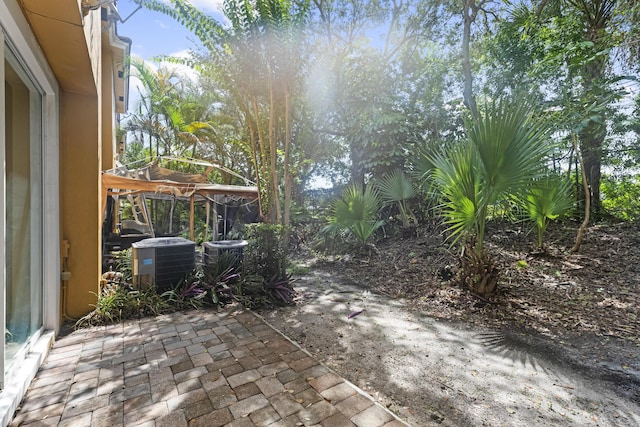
(2, 42, 44, 384)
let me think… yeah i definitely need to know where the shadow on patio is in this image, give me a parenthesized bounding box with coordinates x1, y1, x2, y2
(10, 308, 409, 427)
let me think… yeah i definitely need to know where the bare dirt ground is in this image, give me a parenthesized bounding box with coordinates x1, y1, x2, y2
(259, 221, 640, 426)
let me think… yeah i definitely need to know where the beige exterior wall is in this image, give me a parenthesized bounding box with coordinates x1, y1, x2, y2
(1, 0, 129, 413)
(64, 6, 103, 318)
(60, 90, 103, 318)
(84, 8, 102, 91)
(102, 46, 117, 171)
(15, 0, 129, 317)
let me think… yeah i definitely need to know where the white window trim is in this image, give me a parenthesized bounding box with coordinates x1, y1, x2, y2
(0, 29, 5, 395)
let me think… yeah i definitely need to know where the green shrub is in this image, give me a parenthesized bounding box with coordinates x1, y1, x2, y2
(75, 283, 170, 328)
(602, 174, 640, 221)
(319, 185, 384, 249)
(239, 223, 295, 308)
(525, 175, 574, 249)
(374, 170, 417, 228)
(244, 223, 288, 280)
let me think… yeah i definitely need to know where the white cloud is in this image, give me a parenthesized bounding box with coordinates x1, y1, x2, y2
(161, 49, 199, 81)
(169, 49, 193, 58)
(158, 0, 223, 14)
(155, 19, 170, 29)
(187, 0, 224, 14)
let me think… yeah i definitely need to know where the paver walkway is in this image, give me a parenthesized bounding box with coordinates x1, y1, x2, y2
(10, 308, 409, 427)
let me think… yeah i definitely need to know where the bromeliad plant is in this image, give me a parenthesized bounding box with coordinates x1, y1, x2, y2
(176, 251, 240, 308)
(264, 273, 295, 305)
(230, 273, 295, 309)
(429, 96, 554, 295)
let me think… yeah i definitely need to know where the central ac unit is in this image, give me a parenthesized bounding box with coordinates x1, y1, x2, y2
(202, 239, 248, 269)
(132, 237, 195, 292)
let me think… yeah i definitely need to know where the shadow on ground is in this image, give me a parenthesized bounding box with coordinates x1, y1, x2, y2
(260, 269, 640, 427)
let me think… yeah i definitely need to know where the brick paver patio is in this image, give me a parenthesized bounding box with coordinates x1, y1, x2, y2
(10, 308, 409, 426)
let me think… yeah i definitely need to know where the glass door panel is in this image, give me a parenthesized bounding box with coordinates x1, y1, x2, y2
(4, 45, 43, 376)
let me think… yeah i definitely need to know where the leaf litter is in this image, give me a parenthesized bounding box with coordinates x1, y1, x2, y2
(261, 220, 640, 426)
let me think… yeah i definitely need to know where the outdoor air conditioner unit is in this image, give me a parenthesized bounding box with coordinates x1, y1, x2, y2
(132, 237, 195, 292)
(202, 240, 248, 266)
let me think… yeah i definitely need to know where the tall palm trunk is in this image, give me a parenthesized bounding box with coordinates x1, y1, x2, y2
(462, 0, 480, 120)
(246, 111, 265, 220)
(252, 96, 272, 220)
(283, 86, 292, 227)
(566, 0, 614, 218)
(579, 25, 608, 217)
(269, 78, 282, 224)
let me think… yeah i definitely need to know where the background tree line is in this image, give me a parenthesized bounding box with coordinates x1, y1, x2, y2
(123, 0, 640, 293)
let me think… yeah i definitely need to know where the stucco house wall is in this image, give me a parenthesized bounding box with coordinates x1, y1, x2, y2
(0, 1, 129, 424)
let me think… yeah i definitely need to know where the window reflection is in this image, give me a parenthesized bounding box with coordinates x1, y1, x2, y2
(4, 48, 43, 375)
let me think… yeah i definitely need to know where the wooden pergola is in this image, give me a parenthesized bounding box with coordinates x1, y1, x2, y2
(101, 162, 259, 241)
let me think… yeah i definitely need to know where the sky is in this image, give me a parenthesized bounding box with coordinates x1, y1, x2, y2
(117, 0, 221, 61)
(112, 0, 332, 188)
(115, 0, 226, 111)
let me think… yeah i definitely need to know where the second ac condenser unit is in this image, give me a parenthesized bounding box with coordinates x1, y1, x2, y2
(132, 237, 195, 292)
(202, 239, 248, 270)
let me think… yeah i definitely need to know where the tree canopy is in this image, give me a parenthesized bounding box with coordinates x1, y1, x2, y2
(126, 0, 640, 227)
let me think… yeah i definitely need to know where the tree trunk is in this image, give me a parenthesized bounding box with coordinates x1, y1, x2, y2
(284, 174, 293, 240)
(460, 240, 499, 295)
(350, 143, 366, 190)
(572, 136, 590, 253)
(579, 125, 603, 216)
(246, 114, 265, 221)
(252, 99, 269, 179)
(579, 53, 606, 218)
(283, 87, 292, 227)
(575, 0, 613, 219)
(462, 0, 479, 120)
(268, 79, 282, 225)
(252, 97, 272, 221)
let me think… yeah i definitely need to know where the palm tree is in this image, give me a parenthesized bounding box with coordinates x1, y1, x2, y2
(125, 56, 252, 180)
(525, 175, 574, 250)
(138, 0, 310, 225)
(323, 185, 384, 246)
(375, 170, 417, 228)
(126, 58, 179, 159)
(430, 96, 553, 294)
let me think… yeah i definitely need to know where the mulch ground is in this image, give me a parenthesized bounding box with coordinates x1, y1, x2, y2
(306, 219, 640, 398)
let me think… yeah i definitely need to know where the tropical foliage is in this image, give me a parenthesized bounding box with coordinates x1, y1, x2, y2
(601, 175, 640, 221)
(122, 0, 640, 302)
(322, 185, 384, 246)
(136, 0, 310, 225)
(429, 97, 554, 294)
(525, 176, 575, 249)
(375, 170, 417, 228)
